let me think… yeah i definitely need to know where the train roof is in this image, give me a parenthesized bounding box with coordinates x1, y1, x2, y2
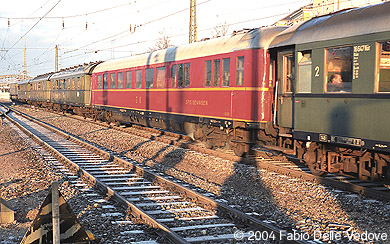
(31, 73, 54, 82)
(50, 62, 101, 80)
(93, 26, 287, 73)
(14, 79, 32, 85)
(270, 2, 390, 48)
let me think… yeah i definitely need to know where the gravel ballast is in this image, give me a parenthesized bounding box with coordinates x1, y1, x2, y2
(3, 105, 390, 243)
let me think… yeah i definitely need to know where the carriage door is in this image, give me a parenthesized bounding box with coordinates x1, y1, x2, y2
(277, 50, 294, 128)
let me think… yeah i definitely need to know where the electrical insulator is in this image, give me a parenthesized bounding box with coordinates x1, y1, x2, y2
(8, 18, 10, 27)
(86, 22, 88, 30)
(130, 24, 132, 32)
(62, 19, 64, 29)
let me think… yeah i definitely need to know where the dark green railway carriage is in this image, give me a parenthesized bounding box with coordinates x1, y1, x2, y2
(29, 73, 52, 105)
(16, 80, 32, 102)
(49, 63, 99, 114)
(270, 2, 390, 180)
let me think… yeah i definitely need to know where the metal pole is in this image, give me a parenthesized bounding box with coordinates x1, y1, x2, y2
(55, 45, 59, 72)
(52, 181, 61, 244)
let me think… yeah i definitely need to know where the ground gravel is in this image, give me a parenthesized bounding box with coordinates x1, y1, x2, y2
(0, 119, 157, 243)
(8, 105, 390, 243)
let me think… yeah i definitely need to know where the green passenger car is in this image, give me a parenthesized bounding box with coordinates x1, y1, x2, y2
(270, 2, 390, 180)
(49, 63, 99, 114)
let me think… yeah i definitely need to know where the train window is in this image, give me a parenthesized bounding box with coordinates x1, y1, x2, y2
(81, 76, 84, 90)
(213, 59, 220, 86)
(126, 71, 132, 88)
(110, 73, 116, 89)
(71, 78, 74, 89)
(222, 58, 230, 87)
(77, 77, 80, 89)
(184, 63, 190, 87)
(135, 70, 142, 88)
(297, 51, 312, 93)
(178, 64, 184, 88)
(103, 73, 108, 89)
(68, 79, 71, 89)
(171, 65, 177, 87)
(377, 41, 390, 92)
(97, 75, 102, 89)
(205, 60, 212, 86)
(326, 46, 352, 93)
(156, 67, 166, 88)
(118, 72, 123, 89)
(236, 56, 244, 86)
(146, 68, 154, 89)
(283, 54, 294, 93)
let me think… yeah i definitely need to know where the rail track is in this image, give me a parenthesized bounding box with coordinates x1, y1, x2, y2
(1, 104, 311, 243)
(8, 103, 390, 202)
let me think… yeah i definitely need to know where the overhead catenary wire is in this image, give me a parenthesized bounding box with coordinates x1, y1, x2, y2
(1, 0, 315, 76)
(4, 0, 62, 55)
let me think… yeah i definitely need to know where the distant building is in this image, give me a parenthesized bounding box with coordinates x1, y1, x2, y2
(275, 0, 390, 26)
(312, 0, 388, 16)
(275, 4, 313, 26)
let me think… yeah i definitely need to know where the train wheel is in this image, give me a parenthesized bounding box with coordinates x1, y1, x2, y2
(303, 148, 327, 176)
(232, 143, 247, 157)
(307, 164, 327, 176)
(204, 140, 213, 149)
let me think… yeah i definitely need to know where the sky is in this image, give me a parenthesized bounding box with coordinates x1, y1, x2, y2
(0, 0, 311, 78)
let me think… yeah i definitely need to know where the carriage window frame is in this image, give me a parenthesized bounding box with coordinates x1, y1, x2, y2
(178, 64, 184, 88)
(118, 72, 124, 89)
(283, 54, 294, 93)
(135, 69, 142, 89)
(126, 71, 132, 88)
(377, 41, 390, 93)
(222, 58, 230, 87)
(297, 51, 312, 93)
(103, 73, 109, 89)
(236, 56, 245, 86)
(110, 73, 116, 89)
(145, 68, 154, 89)
(325, 45, 353, 93)
(184, 63, 191, 87)
(96, 75, 101, 89)
(205, 60, 212, 87)
(77, 77, 81, 90)
(156, 67, 166, 88)
(213, 59, 221, 87)
(171, 64, 177, 87)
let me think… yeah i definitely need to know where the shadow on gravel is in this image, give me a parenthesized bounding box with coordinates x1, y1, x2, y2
(119, 139, 155, 156)
(146, 145, 390, 243)
(0, 178, 23, 188)
(5, 188, 52, 224)
(0, 147, 32, 157)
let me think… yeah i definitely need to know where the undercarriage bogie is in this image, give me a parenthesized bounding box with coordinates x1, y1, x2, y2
(300, 141, 390, 181)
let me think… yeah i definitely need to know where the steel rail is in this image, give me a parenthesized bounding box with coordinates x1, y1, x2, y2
(11, 104, 390, 202)
(3, 108, 188, 244)
(4, 105, 310, 244)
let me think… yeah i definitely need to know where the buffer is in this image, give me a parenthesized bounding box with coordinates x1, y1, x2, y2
(20, 181, 94, 244)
